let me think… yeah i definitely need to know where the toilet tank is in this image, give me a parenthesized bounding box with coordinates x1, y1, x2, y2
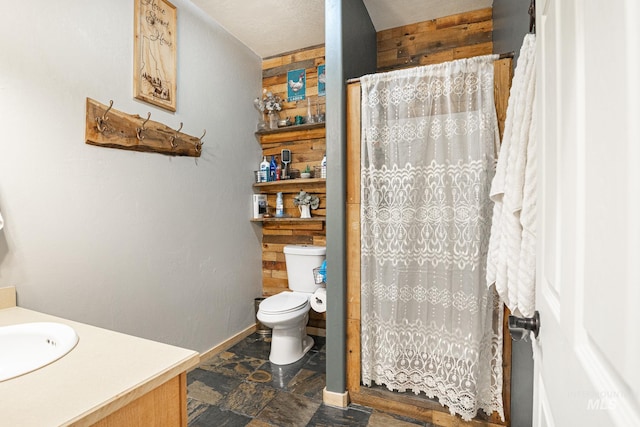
(283, 245, 326, 293)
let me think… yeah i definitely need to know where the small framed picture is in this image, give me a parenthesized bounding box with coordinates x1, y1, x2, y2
(134, 0, 177, 111)
(318, 65, 326, 97)
(287, 69, 306, 102)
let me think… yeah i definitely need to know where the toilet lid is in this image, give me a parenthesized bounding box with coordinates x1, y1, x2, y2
(260, 292, 309, 314)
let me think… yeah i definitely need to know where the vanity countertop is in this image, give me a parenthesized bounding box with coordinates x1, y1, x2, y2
(0, 306, 199, 426)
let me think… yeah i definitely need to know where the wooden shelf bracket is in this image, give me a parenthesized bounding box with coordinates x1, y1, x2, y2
(85, 98, 205, 157)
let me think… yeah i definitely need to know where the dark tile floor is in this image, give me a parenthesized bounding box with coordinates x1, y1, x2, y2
(187, 333, 435, 427)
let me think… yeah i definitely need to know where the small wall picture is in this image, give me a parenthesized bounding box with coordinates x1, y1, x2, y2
(318, 65, 326, 97)
(287, 69, 306, 102)
(134, 0, 177, 112)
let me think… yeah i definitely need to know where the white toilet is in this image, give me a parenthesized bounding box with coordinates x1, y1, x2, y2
(257, 244, 326, 365)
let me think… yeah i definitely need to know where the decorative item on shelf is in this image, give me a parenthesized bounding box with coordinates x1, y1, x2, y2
(293, 190, 319, 219)
(278, 117, 292, 128)
(254, 89, 283, 130)
(306, 98, 315, 124)
(317, 102, 325, 123)
(300, 165, 312, 179)
(289, 168, 301, 179)
(294, 115, 304, 125)
(268, 111, 279, 130)
(253, 99, 267, 131)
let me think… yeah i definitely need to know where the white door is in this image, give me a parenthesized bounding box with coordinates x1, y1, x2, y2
(534, 0, 640, 425)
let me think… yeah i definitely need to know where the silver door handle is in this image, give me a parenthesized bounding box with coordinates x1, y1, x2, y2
(508, 311, 540, 340)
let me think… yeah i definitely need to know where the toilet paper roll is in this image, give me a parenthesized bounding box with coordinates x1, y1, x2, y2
(310, 288, 327, 313)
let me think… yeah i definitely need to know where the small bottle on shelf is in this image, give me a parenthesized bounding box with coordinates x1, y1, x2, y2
(321, 153, 327, 179)
(259, 156, 269, 183)
(269, 156, 277, 182)
(275, 192, 284, 217)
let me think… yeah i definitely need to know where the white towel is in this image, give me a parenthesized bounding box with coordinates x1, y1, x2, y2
(516, 105, 537, 317)
(0, 211, 3, 230)
(487, 34, 537, 317)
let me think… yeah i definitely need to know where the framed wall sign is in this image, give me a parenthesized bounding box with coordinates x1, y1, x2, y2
(134, 0, 177, 111)
(317, 64, 326, 97)
(287, 68, 306, 102)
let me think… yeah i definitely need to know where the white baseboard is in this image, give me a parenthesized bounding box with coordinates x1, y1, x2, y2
(323, 387, 349, 408)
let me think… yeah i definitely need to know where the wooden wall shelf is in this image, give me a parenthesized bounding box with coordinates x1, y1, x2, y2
(253, 178, 325, 194)
(250, 216, 326, 223)
(256, 123, 325, 145)
(256, 122, 324, 136)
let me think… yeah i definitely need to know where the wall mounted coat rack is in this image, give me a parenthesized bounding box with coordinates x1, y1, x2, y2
(85, 98, 205, 157)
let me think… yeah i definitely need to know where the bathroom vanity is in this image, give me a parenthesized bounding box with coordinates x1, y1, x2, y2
(0, 289, 199, 426)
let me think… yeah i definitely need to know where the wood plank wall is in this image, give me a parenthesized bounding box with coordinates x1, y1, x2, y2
(261, 46, 328, 330)
(376, 7, 493, 71)
(262, 45, 326, 121)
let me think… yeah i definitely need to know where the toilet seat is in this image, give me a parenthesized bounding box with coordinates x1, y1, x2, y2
(259, 291, 309, 315)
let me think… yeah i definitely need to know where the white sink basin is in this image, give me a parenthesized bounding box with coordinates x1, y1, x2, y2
(0, 322, 79, 382)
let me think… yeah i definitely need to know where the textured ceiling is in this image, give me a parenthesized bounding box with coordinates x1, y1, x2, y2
(190, 0, 493, 58)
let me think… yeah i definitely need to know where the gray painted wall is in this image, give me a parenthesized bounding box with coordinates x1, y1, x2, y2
(0, 0, 263, 353)
(493, 1, 535, 426)
(494, 0, 533, 64)
(325, 0, 377, 394)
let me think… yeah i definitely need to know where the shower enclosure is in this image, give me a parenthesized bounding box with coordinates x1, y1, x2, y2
(347, 59, 511, 425)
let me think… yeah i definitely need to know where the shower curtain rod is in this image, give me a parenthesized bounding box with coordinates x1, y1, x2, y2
(346, 51, 515, 84)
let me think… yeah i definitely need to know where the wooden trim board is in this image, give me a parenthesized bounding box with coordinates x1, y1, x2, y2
(0, 286, 16, 309)
(323, 387, 349, 408)
(196, 324, 257, 366)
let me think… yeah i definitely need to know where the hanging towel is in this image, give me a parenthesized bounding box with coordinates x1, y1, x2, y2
(486, 34, 537, 317)
(0, 211, 3, 230)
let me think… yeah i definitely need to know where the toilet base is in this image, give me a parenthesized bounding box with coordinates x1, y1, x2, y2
(269, 333, 314, 365)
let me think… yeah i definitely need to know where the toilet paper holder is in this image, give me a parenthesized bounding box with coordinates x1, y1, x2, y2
(310, 287, 327, 313)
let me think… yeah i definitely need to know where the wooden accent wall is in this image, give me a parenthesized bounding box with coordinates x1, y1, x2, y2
(376, 8, 493, 71)
(260, 46, 328, 330)
(262, 45, 326, 121)
(257, 128, 327, 296)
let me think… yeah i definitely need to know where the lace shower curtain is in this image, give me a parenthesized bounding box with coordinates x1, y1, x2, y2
(360, 55, 504, 421)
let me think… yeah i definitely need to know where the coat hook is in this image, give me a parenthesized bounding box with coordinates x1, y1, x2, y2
(170, 122, 183, 148)
(136, 112, 151, 141)
(196, 129, 206, 152)
(96, 99, 114, 133)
